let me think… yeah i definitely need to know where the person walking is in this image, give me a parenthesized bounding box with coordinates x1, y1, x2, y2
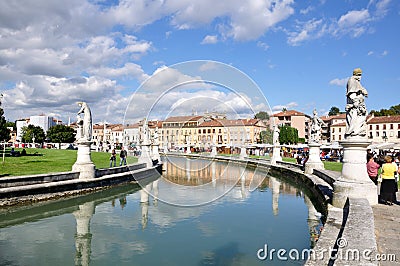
(379, 156, 399, 205)
(367, 154, 380, 185)
(119, 146, 127, 166)
(110, 149, 116, 167)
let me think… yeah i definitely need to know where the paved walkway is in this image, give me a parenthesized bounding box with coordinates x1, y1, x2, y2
(372, 191, 400, 265)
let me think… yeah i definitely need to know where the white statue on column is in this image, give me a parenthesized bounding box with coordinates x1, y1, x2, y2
(305, 109, 325, 174)
(333, 68, 377, 207)
(72, 102, 95, 179)
(310, 109, 325, 143)
(345, 68, 368, 139)
(271, 125, 281, 165)
(77, 102, 92, 142)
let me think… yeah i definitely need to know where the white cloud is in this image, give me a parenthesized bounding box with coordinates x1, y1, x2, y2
(201, 35, 218, 44)
(272, 102, 298, 112)
(381, 50, 388, 56)
(329, 78, 348, 86)
(367, 51, 374, 56)
(107, 0, 295, 41)
(337, 9, 370, 28)
(300, 6, 314, 15)
(286, 0, 389, 45)
(257, 41, 270, 51)
(199, 62, 219, 72)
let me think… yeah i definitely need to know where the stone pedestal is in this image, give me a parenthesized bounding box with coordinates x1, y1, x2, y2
(139, 144, 152, 168)
(305, 143, 324, 174)
(152, 144, 161, 162)
(72, 140, 95, 179)
(186, 144, 191, 154)
(332, 139, 377, 207)
(271, 145, 282, 165)
(210, 145, 217, 157)
(239, 147, 248, 159)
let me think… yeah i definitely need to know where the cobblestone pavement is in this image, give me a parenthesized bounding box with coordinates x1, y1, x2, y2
(372, 192, 400, 265)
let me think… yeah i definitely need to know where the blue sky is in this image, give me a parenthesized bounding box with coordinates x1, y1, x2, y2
(0, 0, 399, 124)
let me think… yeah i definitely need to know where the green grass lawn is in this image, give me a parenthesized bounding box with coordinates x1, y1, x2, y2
(1, 148, 137, 177)
(282, 157, 343, 172)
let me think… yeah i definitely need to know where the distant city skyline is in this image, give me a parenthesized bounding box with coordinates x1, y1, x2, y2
(1, 1, 399, 124)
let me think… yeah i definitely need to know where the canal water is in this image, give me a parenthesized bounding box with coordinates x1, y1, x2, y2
(0, 157, 323, 265)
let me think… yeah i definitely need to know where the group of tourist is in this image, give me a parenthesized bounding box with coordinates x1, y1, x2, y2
(109, 146, 128, 167)
(367, 153, 400, 205)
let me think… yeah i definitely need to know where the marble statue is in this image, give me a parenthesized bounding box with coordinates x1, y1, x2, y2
(310, 109, 325, 143)
(77, 102, 92, 141)
(273, 125, 280, 145)
(153, 127, 159, 145)
(345, 68, 368, 139)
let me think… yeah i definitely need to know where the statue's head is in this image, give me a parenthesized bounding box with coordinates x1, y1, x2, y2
(353, 68, 362, 76)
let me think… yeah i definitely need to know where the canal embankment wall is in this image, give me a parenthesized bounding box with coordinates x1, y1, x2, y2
(166, 153, 378, 266)
(0, 163, 161, 205)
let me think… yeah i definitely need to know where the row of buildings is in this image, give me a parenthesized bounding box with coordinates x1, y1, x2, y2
(11, 110, 400, 149)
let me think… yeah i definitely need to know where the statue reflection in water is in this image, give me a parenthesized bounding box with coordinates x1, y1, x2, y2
(269, 176, 281, 216)
(303, 194, 323, 248)
(73, 201, 95, 266)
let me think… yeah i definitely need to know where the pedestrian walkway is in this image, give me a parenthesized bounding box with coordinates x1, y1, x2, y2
(372, 191, 400, 265)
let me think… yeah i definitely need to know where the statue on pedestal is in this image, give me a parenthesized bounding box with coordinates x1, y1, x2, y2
(345, 68, 368, 139)
(273, 125, 280, 145)
(77, 102, 92, 142)
(310, 109, 325, 143)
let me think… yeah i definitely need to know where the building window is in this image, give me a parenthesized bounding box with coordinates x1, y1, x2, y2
(198, 129, 201, 134)
(219, 129, 222, 133)
(369, 132, 373, 139)
(339, 128, 341, 133)
(213, 129, 216, 133)
(390, 124, 394, 130)
(339, 135, 342, 140)
(207, 129, 211, 134)
(376, 132, 379, 137)
(376, 125, 379, 130)
(332, 128, 335, 133)
(369, 125, 372, 130)
(383, 125, 386, 130)
(332, 135, 335, 141)
(203, 129, 206, 134)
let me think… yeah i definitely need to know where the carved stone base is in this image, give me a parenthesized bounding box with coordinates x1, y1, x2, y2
(152, 144, 161, 162)
(210, 146, 217, 157)
(332, 139, 377, 207)
(72, 141, 95, 179)
(305, 143, 324, 174)
(271, 145, 282, 165)
(139, 144, 152, 168)
(333, 179, 378, 208)
(239, 147, 247, 159)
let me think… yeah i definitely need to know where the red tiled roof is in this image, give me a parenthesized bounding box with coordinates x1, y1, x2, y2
(272, 110, 307, 117)
(199, 118, 262, 127)
(367, 115, 400, 124)
(321, 113, 346, 122)
(163, 115, 203, 123)
(331, 122, 346, 127)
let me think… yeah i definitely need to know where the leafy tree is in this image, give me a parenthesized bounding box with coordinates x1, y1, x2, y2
(21, 125, 45, 143)
(282, 107, 287, 112)
(259, 129, 272, 143)
(370, 104, 400, 116)
(5, 121, 16, 130)
(254, 111, 270, 120)
(0, 100, 10, 142)
(279, 125, 299, 145)
(46, 124, 76, 144)
(328, 106, 340, 116)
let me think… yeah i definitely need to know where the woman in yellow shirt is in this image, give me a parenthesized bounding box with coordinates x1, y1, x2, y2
(380, 156, 399, 205)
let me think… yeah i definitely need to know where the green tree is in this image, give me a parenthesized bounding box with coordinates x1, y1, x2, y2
(282, 107, 287, 112)
(370, 104, 400, 116)
(279, 125, 299, 145)
(0, 100, 10, 142)
(259, 129, 272, 143)
(254, 111, 270, 120)
(21, 125, 45, 143)
(328, 106, 340, 116)
(46, 124, 76, 145)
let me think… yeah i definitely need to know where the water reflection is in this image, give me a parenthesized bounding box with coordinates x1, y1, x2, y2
(0, 158, 324, 266)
